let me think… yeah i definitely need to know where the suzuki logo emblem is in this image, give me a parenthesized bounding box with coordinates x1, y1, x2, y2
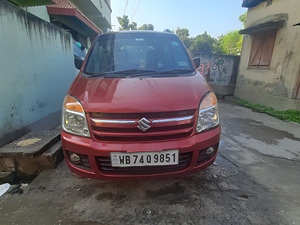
(137, 118, 151, 132)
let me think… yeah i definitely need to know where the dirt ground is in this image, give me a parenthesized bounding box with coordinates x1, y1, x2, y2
(0, 100, 299, 225)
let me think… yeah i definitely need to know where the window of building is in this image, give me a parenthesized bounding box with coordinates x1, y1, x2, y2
(248, 30, 277, 69)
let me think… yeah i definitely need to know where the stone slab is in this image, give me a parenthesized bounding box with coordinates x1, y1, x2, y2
(42, 140, 64, 169)
(0, 127, 61, 157)
(0, 140, 63, 181)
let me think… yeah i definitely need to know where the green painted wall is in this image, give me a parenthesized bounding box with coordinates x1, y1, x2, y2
(0, 0, 76, 144)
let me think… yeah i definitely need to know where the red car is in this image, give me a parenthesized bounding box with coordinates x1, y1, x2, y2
(61, 31, 220, 180)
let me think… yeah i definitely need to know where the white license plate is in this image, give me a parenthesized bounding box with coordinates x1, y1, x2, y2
(110, 150, 179, 167)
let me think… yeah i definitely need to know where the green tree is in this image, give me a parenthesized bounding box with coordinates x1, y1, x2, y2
(219, 31, 242, 55)
(176, 27, 189, 39)
(138, 24, 154, 30)
(239, 12, 247, 28)
(190, 31, 219, 55)
(212, 40, 225, 54)
(163, 29, 174, 33)
(117, 15, 137, 30)
(129, 22, 137, 30)
(217, 12, 247, 55)
(176, 27, 192, 49)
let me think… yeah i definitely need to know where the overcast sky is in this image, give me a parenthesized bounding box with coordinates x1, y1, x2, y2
(110, 0, 247, 38)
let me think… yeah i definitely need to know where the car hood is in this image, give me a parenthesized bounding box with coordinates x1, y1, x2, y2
(69, 73, 211, 113)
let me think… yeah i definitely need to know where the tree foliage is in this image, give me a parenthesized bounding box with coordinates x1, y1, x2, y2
(219, 31, 242, 55)
(138, 24, 154, 30)
(217, 12, 246, 55)
(176, 27, 189, 39)
(116, 13, 247, 56)
(190, 32, 220, 55)
(129, 22, 137, 30)
(117, 15, 154, 31)
(239, 12, 247, 28)
(117, 15, 138, 30)
(176, 27, 192, 49)
(163, 29, 174, 33)
(117, 15, 129, 30)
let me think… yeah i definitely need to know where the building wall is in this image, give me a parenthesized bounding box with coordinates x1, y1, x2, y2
(0, 0, 76, 145)
(100, 0, 112, 26)
(70, 0, 111, 31)
(23, 6, 50, 22)
(235, 0, 300, 110)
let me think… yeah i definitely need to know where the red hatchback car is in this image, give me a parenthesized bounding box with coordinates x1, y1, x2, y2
(61, 31, 220, 180)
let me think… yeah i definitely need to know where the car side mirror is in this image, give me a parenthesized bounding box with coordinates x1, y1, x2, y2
(74, 56, 84, 70)
(193, 57, 200, 69)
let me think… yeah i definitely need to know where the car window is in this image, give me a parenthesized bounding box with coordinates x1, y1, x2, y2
(84, 32, 194, 75)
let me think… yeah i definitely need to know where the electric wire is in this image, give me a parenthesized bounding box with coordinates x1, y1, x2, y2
(123, 0, 129, 15)
(131, 0, 141, 22)
(129, 0, 137, 21)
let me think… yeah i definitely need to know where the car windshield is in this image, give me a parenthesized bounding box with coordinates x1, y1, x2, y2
(83, 32, 194, 77)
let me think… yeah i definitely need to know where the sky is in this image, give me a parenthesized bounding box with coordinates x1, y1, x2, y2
(110, 0, 247, 38)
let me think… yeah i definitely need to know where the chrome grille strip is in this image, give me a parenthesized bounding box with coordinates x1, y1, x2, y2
(152, 116, 193, 123)
(91, 119, 136, 124)
(91, 115, 194, 125)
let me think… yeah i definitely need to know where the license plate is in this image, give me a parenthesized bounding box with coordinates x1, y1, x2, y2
(110, 150, 179, 167)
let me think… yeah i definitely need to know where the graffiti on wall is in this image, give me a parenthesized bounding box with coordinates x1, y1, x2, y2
(198, 62, 211, 77)
(197, 55, 234, 85)
(213, 57, 229, 82)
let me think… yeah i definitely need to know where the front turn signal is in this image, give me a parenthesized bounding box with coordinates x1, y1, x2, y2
(63, 95, 84, 113)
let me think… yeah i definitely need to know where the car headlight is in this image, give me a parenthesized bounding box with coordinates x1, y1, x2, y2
(62, 95, 90, 137)
(196, 91, 219, 133)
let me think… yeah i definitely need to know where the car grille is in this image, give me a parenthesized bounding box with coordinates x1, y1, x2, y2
(88, 109, 196, 142)
(95, 152, 192, 175)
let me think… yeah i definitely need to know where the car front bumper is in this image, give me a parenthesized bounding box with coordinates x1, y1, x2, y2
(61, 126, 221, 180)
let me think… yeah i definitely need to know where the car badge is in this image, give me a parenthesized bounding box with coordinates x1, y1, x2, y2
(137, 118, 151, 132)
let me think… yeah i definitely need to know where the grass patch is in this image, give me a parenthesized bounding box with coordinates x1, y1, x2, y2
(234, 98, 300, 124)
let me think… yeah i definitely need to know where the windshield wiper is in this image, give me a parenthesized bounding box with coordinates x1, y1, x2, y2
(83, 71, 121, 78)
(160, 69, 195, 74)
(84, 69, 157, 78)
(124, 69, 158, 77)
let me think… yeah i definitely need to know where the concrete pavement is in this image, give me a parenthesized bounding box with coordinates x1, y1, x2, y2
(0, 100, 299, 225)
(219, 100, 300, 225)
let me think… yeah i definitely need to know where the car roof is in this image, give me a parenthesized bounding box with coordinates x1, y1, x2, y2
(100, 30, 177, 36)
